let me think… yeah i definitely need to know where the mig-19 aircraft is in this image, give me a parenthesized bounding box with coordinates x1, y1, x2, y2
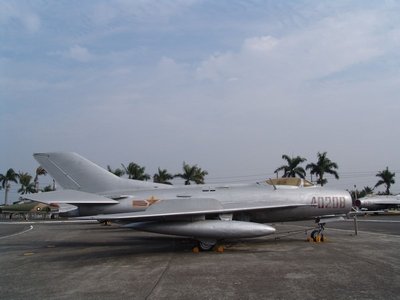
(23, 152, 352, 250)
(355, 194, 400, 211)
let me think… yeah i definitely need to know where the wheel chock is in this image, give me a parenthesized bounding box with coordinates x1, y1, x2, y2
(192, 246, 200, 253)
(214, 245, 224, 253)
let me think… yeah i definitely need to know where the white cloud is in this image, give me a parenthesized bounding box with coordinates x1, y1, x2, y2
(90, 0, 199, 25)
(156, 56, 189, 83)
(22, 12, 40, 33)
(243, 36, 279, 52)
(196, 52, 236, 82)
(0, 2, 40, 33)
(196, 10, 388, 85)
(91, 3, 118, 25)
(67, 45, 94, 62)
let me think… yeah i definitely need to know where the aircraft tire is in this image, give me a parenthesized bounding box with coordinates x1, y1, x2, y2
(199, 241, 216, 251)
(310, 230, 319, 242)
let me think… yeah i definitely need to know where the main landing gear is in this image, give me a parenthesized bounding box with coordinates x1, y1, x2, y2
(192, 240, 224, 253)
(308, 222, 326, 242)
(99, 220, 112, 226)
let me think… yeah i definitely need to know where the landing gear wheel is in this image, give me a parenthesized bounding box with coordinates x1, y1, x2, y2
(213, 245, 225, 253)
(310, 222, 326, 242)
(199, 241, 216, 251)
(310, 230, 319, 242)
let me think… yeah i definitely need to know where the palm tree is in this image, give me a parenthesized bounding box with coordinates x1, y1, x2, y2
(351, 186, 374, 201)
(357, 186, 374, 199)
(306, 152, 339, 186)
(41, 184, 54, 192)
(175, 162, 208, 185)
(375, 167, 395, 195)
(18, 172, 36, 195)
(153, 168, 174, 185)
(34, 166, 47, 192)
(274, 155, 307, 178)
(121, 162, 150, 181)
(0, 168, 20, 205)
(107, 165, 125, 177)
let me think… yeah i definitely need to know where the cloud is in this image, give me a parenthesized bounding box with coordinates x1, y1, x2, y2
(48, 45, 94, 63)
(0, 2, 40, 33)
(23, 12, 40, 33)
(2, 1, 400, 194)
(91, 3, 118, 25)
(196, 10, 388, 86)
(67, 45, 94, 62)
(90, 0, 199, 25)
(243, 36, 279, 52)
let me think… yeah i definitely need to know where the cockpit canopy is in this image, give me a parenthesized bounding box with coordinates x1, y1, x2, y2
(266, 177, 314, 188)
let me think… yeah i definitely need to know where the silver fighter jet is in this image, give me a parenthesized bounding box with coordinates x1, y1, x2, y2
(24, 152, 352, 250)
(355, 194, 400, 211)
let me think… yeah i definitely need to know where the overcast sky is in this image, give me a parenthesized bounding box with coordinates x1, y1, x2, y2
(1, 0, 399, 202)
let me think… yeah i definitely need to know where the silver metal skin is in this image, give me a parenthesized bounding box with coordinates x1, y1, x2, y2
(34, 152, 170, 193)
(24, 152, 352, 244)
(355, 195, 400, 211)
(124, 220, 276, 239)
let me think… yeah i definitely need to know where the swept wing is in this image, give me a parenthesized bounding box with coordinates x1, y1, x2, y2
(77, 197, 312, 221)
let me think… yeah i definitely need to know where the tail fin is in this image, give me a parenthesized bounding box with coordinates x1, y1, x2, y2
(34, 152, 168, 194)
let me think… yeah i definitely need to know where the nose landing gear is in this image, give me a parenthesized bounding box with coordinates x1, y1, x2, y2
(308, 222, 326, 242)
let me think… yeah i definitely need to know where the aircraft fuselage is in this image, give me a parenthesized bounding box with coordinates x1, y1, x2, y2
(74, 183, 351, 223)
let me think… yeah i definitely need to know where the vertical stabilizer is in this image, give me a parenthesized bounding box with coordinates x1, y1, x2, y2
(34, 152, 167, 194)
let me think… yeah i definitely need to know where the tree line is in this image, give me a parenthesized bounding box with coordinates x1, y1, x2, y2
(273, 151, 395, 195)
(0, 167, 52, 205)
(107, 161, 208, 186)
(0, 152, 396, 205)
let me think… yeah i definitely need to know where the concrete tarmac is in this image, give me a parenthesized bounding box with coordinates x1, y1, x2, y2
(0, 217, 400, 300)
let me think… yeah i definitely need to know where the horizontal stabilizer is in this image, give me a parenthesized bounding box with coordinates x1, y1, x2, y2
(21, 190, 119, 205)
